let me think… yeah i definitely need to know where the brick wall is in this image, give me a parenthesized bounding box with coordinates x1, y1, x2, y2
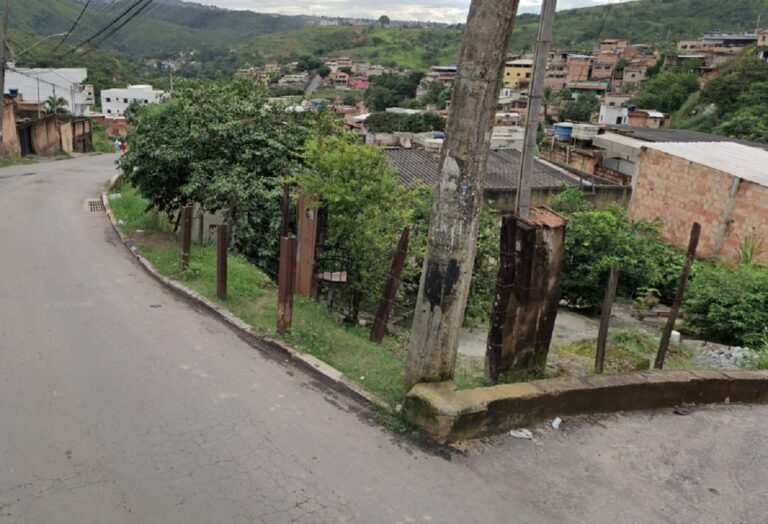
(629, 148, 768, 263)
(539, 141, 598, 175)
(720, 180, 768, 265)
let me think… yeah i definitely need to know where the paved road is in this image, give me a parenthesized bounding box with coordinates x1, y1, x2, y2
(1, 155, 767, 523)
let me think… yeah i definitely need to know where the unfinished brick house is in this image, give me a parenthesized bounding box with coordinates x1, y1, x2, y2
(629, 142, 768, 264)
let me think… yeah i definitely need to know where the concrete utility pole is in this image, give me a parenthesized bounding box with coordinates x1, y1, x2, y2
(0, 0, 9, 146)
(516, 0, 557, 219)
(404, 0, 520, 390)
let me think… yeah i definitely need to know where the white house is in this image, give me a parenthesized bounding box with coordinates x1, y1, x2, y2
(100, 84, 167, 118)
(3, 65, 94, 116)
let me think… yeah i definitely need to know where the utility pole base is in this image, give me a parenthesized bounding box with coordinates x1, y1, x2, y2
(490, 207, 566, 378)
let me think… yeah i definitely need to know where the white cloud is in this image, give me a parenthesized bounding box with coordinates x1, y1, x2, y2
(197, 0, 632, 24)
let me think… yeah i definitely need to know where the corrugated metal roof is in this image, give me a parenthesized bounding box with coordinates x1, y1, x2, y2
(644, 142, 768, 188)
(384, 149, 583, 191)
(606, 125, 768, 151)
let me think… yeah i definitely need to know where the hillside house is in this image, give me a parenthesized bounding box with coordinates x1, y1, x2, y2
(3, 66, 94, 117)
(757, 29, 768, 62)
(504, 59, 534, 89)
(566, 55, 593, 83)
(101, 84, 166, 118)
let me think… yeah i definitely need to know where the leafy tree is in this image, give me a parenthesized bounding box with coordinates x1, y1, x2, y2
(559, 93, 599, 123)
(365, 111, 445, 133)
(317, 65, 331, 78)
(121, 80, 337, 270)
(296, 55, 322, 71)
(364, 72, 423, 111)
(630, 69, 699, 113)
(378, 15, 390, 26)
(299, 135, 418, 321)
(551, 189, 688, 308)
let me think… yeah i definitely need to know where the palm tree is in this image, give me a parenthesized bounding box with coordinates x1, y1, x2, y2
(44, 96, 69, 115)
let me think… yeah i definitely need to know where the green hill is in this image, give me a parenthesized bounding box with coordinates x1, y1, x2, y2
(8, 0, 307, 56)
(243, 0, 768, 67)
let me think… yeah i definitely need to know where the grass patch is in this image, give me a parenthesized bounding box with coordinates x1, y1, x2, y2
(109, 182, 408, 407)
(92, 122, 114, 154)
(0, 157, 36, 168)
(556, 329, 694, 374)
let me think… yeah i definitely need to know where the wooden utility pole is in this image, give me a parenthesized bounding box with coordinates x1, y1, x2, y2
(516, 0, 557, 219)
(595, 266, 619, 374)
(216, 224, 228, 300)
(404, 0, 520, 390)
(371, 227, 410, 343)
(655, 222, 701, 370)
(0, 0, 9, 147)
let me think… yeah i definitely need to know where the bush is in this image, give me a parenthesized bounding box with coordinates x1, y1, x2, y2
(685, 264, 768, 347)
(552, 189, 688, 308)
(365, 111, 445, 133)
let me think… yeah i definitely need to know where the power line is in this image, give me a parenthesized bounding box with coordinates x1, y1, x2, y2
(59, 0, 152, 58)
(53, 0, 94, 54)
(78, 0, 159, 57)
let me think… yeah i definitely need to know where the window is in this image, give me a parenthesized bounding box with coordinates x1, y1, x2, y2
(123, 98, 128, 103)
(106, 97, 111, 102)
(107, 109, 111, 114)
(616, 116, 623, 124)
(144, 99, 148, 104)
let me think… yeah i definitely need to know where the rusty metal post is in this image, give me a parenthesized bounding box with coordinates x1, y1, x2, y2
(371, 227, 411, 343)
(655, 222, 701, 369)
(180, 205, 193, 268)
(216, 224, 228, 300)
(277, 236, 297, 333)
(486, 216, 516, 384)
(595, 266, 619, 374)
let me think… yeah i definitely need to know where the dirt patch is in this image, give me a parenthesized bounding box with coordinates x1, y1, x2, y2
(130, 229, 176, 251)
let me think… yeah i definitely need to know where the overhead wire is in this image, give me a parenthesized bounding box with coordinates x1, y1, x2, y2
(58, 0, 153, 58)
(52, 0, 94, 53)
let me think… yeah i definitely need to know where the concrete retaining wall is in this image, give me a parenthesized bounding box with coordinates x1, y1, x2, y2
(403, 370, 768, 443)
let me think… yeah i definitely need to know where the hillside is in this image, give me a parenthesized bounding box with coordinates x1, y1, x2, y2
(244, 0, 768, 67)
(8, 0, 307, 56)
(241, 26, 463, 69)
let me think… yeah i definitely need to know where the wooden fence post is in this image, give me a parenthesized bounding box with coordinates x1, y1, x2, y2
(277, 236, 297, 333)
(216, 224, 228, 300)
(180, 205, 193, 268)
(371, 227, 410, 343)
(655, 222, 701, 369)
(595, 266, 619, 374)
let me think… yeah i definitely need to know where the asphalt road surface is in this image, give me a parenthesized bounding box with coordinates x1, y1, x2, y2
(1, 155, 767, 523)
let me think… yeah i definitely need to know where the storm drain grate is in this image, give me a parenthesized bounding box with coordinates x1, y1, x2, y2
(84, 198, 106, 213)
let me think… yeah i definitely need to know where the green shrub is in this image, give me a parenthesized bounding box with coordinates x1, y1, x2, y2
(685, 264, 768, 347)
(554, 192, 688, 308)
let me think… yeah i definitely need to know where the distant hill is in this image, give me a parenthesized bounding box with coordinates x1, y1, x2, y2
(8, 0, 307, 56)
(243, 0, 768, 67)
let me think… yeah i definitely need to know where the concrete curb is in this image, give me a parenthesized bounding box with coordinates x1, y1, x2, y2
(403, 370, 768, 443)
(101, 184, 393, 414)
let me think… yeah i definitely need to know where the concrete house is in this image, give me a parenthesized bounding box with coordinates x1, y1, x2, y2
(101, 84, 166, 118)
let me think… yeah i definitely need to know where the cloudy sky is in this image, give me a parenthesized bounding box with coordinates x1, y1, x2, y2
(200, 1, 633, 24)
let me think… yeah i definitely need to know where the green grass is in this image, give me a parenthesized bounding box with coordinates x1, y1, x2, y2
(92, 122, 114, 154)
(0, 157, 36, 168)
(109, 183, 408, 406)
(556, 329, 695, 374)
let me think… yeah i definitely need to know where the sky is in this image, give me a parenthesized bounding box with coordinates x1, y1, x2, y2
(199, 1, 634, 24)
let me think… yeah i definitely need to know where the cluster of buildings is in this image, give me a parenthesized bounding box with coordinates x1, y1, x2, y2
(321, 56, 396, 91)
(1, 66, 95, 157)
(672, 29, 768, 79)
